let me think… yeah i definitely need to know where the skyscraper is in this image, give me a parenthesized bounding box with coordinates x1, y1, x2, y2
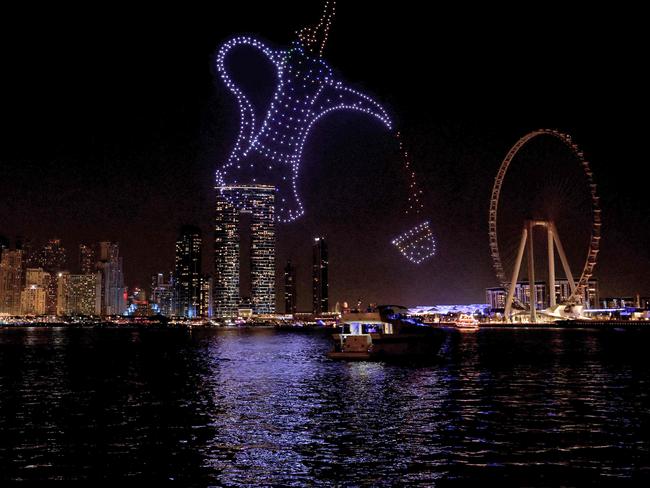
(34, 238, 66, 271)
(174, 226, 202, 318)
(79, 244, 95, 274)
(214, 185, 275, 317)
(97, 241, 126, 315)
(33, 238, 66, 314)
(200, 275, 213, 318)
(23, 267, 50, 316)
(25, 267, 49, 287)
(150, 272, 175, 317)
(20, 285, 47, 315)
(22, 267, 49, 316)
(312, 237, 328, 314)
(60, 273, 102, 316)
(56, 271, 70, 316)
(0, 249, 24, 315)
(284, 260, 297, 314)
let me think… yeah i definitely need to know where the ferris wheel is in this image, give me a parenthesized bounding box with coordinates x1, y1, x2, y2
(488, 129, 601, 321)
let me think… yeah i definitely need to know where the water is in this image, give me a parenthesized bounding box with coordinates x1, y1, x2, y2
(1, 327, 649, 485)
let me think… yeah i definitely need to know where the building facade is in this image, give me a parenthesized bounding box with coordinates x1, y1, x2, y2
(200, 275, 213, 318)
(312, 237, 328, 314)
(20, 285, 47, 315)
(214, 185, 275, 317)
(97, 241, 126, 315)
(32, 238, 66, 314)
(21, 267, 50, 315)
(25, 267, 49, 287)
(150, 272, 175, 317)
(174, 226, 203, 318)
(600, 297, 636, 308)
(33, 238, 66, 271)
(486, 282, 546, 310)
(57, 272, 102, 316)
(284, 260, 297, 314)
(486, 278, 600, 310)
(79, 244, 96, 274)
(553, 278, 599, 308)
(0, 249, 24, 315)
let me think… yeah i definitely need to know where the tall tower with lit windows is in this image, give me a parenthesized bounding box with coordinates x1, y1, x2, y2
(312, 237, 328, 314)
(174, 226, 203, 318)
(214, 185, 275, 317)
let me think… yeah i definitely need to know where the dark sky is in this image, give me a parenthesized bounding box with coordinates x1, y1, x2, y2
(1, 2, 648, 308)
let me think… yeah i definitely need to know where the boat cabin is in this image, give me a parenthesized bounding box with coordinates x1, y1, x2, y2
(328, 309, 445, 360)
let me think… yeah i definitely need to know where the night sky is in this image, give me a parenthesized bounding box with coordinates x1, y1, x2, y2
(1, 2, 648, 309)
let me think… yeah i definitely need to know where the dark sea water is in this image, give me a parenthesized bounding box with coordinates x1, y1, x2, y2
(1, 327, 649, 485)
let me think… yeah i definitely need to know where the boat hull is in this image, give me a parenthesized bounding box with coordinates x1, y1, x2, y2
(454, 326, 480, 332)
(327, 351, 372, 360)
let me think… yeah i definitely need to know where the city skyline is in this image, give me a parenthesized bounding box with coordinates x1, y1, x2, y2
(1, 2, 648, 308)
(2, 5, 649, 486)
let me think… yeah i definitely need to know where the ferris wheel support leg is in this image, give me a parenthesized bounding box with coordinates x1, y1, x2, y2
(550, 222, 577, 298)
(548, 225, 556, 308)
(505, 226, 528, 322)
(527, 221, 537, 323)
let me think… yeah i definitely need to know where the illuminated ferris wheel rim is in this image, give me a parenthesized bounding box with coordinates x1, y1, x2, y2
(488, 129, 602, 304)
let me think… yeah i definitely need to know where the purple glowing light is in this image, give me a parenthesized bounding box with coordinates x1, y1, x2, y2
(216, 36, 391, 222)
(215, 1, 436, 264)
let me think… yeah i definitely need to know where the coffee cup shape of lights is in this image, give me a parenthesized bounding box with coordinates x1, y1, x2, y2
(392, 221, 437, 265)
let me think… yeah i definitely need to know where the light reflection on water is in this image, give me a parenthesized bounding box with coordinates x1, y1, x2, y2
(1, 327, 649, 484)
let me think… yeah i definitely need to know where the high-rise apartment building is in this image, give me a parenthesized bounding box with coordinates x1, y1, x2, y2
(57, 271, 102, 316)
(25, 267, 49, 287)
(200, 275, 213, 318)
(79, 244, 96, 274)
(174, 226, 202, 318)
(0, 249, 24, 315)
(214, 185, 275, 317)
(33, 238, 66, 271)
(97, 241, 126, 315)
(20, 285, 47, 315)
(284, 260, 297, 314)
(150, 272, 175, 317)
(312, 237, 328, 314)
(33, 238, 66, 314)
(21, 267, 49, 315)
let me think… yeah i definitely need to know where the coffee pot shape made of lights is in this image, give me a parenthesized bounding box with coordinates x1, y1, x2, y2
(215, 1, 436, 264)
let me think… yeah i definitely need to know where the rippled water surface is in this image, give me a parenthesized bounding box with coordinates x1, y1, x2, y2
(1, 327, 649, 485)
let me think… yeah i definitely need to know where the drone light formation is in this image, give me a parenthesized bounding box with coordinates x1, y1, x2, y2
(396, 131, 424, 215)
(392, 221, 437, 264)
(215, 0, 391, 222)
(296, 0, 336, 57)
(392, 132, 436, 263)
(216, 0, 436, 264)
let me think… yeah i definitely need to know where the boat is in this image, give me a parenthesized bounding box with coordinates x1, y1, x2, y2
(453, 313, 480, 331)
(327, 305, 445, 360)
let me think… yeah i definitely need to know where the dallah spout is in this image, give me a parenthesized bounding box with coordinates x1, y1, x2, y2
(310, 79, 393, 130)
